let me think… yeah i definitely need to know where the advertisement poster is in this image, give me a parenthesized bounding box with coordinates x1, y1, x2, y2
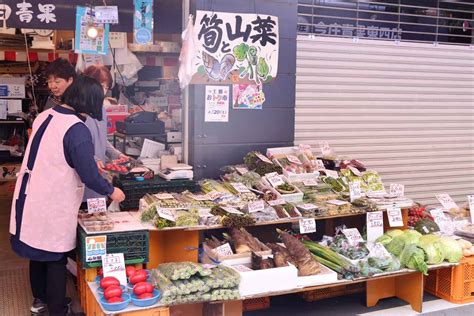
(134, 0, 153, 45)
(232, 84, 265, 109)
(193, 11, 279, 84)
(85, 235, 106, 262)
(75, 6, 109, 55)
(205, 85, 229, 122)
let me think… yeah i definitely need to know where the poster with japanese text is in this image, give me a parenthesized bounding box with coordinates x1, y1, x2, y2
(193, 11, 279, 85)
(133, 0, 153, 45)
(232, 83, 265, 109)
(74, 6, 109, 55)
(205, 85, 229, 122)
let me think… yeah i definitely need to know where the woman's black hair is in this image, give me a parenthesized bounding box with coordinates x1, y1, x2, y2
(62, 75, 104, 121)
(45, 58, 76, 81)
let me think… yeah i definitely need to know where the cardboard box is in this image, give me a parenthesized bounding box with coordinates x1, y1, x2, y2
(107, 113, 128, 134)
(0, 78, 25, 99)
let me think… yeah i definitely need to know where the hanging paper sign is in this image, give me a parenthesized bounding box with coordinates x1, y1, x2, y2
(193, 10, 279, 84)
(299, 218, 316, 234)
(366, 211, 384, 242)
(231, 182, 251, 194)
(349, 182, 362, 202)
(248, 200, 265, 213)
(342, 228, 364, 245)
(205, 85, 229, 122)
(87, 198, 107, 214)
(468, 195, 474, 224)
(303, 179, 318, 186)
(102, 253, 127, 285)
(157, 209, 175, 222)
(257, 153, 273, 164)
(133, 0, 153, 45)
(75, 6, 109, 55)
(268, 199, 286, 206)
(233, 84, 265, 109)
(267, 174, 285, 188)
(286, 154, 302, 165)
(319, 141, 333, 156)
(85, 235, 106, 262)
(387, 206, 404, 227)
(325, 169, 338, 178)
(95, 6, 119, 24)
(390, 184, 405, 197)
(213, 243, 234, 257)
(436, 193, 458, 210)
(221, 207, 243, 215)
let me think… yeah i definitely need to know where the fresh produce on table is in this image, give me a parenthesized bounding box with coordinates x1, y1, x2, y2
(226, 227, 269, 254)
(438, 236, 463, 263)
(175, 209, 200, 227)
(351, 198, 379, 212)
(179, 191, 215, 208)
(210, 206, 256, 228)
(107, 296, 124, 303)
(100, 276, 120, 289)
(104, 285, 123, 300)
(126, 266, 136, 278)
(276, 183, 298, 195)
(418, 235, 445, 265)
(449, 203, 471, 218)
(129, 269, 148, 284)
(339, 169, 368, 192)
(399, 244, 428, 275)
(407, 204, 433, 227)
(157, 262, 212, 281)
(133, 282, 154, 295)
(278, 229, 320, 276)
(321, 176, 347, 193)
(222, 182, 257, 202)
(367, 255, 401, 272)
(250, 206, 279, 222)
(327, 234, 369, 260)
(457, 239, 474, 257)
(385, 230, 422, 257)
(105, 163, 129, 174)
(273, 205, 290, 218)
(243, 151, 282, 176)
(273, 156, 311, 174)
(339, 159, 366, 172)
(112, 157, 131, 164)
(199, 214, 222, 226)
(375, 229, 404, 246)
(273, 203, 301, 218)
(362, 170, 385, 192)
(415, 218, 440, 235)
(266, 243, 297, 267)
(251, 252, 275, 270)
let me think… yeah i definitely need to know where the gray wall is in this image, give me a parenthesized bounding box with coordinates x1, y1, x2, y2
(189, 0, 297, 179)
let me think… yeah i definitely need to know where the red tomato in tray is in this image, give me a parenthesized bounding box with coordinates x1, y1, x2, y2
(129, 271, 147, 285)
(104, 285, 123, 299)
(126, 266, 136, 278)
(107, 296, 124, 303)
(133, 282, 154, 295)
(137, 292, 154, 300)
(100, 276, 120, 289)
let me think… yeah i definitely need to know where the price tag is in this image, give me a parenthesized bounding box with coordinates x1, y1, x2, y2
(299, 203, 317, 210)
(268, 199, 286, 206)
(390, 184, 405, 197)
(102, 253, 127, 285)
(299, 218, 316, 234)
(468, 195, 474, 224)
(430, 208, 447, 221)
(157, 209, 175, 222)
(319, 140, 333, 156)
(326, 200, 349, 206)
(349, 182, 362, 202)
(366, 211, 384, 242)
(155, 193, 174, 200)
(231, 182, 251, 193)
(213, 243, 234, 257)
(87, 198, 107, 214)
(256, 153, 272, 164)
(325, 169, 339, 178)
(85, 235, 107, 263)
(198, 208, 212, 217)
(267, 174, 285, 188)
(315, 159, 325, 170)
(221, 207, 243, 215)
(368, 242, 391, 258)
(348, 166, 362, 177)
(342, 228, 364, 245)
(299, 144, 311, 151)
(436, 193, 459, 210)
(248, 200, 265, 213)
(191, 194, 211, 201)
(286, 154, 302, 165)
(95, 6, 119, 24)
(236, 166, 249, 175)
(207, 191, 225, 201)
(387, 206, 404, 227)
(303, 179, 318, 186)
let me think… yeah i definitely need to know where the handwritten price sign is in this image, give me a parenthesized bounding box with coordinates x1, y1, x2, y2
(87, 198, 107, 214)
(436, 193, 458, 210)
(299, 218, 316, 234)
(367, 211, 384, 242)
(343, 228, 364, 245)
(102, 253, 127, 285)
(349, 182, 362, 202)
(387, 206, 404, 227)
(390, 184, 405, 197)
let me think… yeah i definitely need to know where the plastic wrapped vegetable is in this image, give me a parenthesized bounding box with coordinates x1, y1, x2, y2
(418, 234, 445, 264)
(438, 236, 463, 263)
(399, 244, 428, 275)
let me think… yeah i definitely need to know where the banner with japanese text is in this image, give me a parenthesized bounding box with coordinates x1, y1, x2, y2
(193, 10, 279, 85)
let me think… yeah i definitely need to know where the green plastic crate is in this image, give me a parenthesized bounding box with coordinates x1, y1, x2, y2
(77, 227, 149, 269)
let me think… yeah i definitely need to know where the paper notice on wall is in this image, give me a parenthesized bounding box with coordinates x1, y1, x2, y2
(205, 85, 229, 122)
(0, 100, 6, 119)
(232, 84, 265, 109)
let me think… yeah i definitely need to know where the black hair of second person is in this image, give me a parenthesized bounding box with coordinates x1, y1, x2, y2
(45, 58, 76, 80)
(62, 75, 104, 121)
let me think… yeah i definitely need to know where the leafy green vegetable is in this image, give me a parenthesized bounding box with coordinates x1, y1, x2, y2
(418, 235, 445, 264)
(386, 229, 404, 238)
(400, 244, 428, 275)
(438, 237, 463, 263)
(386, 230, 422, 257)
(233, 43, 249, 62)
(375, 235, 392, 246)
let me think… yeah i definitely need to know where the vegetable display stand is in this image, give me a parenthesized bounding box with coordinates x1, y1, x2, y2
(366, 271, 423, 312)
(301, 283, 365, 302)
(147, 230, 200, 268)
(425, 256, 474, 304)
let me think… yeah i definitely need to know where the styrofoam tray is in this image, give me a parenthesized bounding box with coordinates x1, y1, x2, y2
(296, 262, 338, 287)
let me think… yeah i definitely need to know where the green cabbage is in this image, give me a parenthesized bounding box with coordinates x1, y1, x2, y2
(386, 229, 404, 238)
(375, 235, 392, 246)
(418, 235, 445, 265)
(438, 237, 463, 263)
(386, 230, 422, 257)
(400, 244, 428, 275)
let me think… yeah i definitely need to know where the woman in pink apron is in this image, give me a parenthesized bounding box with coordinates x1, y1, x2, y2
(10, 75, 125, 316)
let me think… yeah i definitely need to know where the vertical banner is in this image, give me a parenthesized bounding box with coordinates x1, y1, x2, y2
(75, 6, 109, 55)
(134, 0, 153, 45)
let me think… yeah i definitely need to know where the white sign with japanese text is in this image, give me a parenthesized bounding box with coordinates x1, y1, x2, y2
(194, 11, 279, 84)
(349, 182, 362, 202)
(342, 228, 364, 245)
(299, 218, 316, 234)
(387, 206, 404, 227)
(366, 211, 384, 242)
(205, 85, 229, 122)
(87, 198, 107, 214)
(102, 253, 127, 285)
(436, 193, 458, 210)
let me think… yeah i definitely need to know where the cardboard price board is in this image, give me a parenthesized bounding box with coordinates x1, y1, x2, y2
(390, 184, 405, 197)
(267, 174, 285, 188)
(248, 200, 265, 213)
(299, 218, 316, 234)
(213, 243, 234, 257)
(102, 253, 127, 285)
(366, 211, 384, 242)
(157, 209, 175, 222)
(387, 206, 404, 227)
(87, 198, 107, 214)
(231, 182, 251, 194)
(342, 228, 364, 245)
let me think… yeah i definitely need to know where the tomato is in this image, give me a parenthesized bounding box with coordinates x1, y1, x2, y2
(107, 296, 123, 303)
(100, 276, 120, 289)
(133, 282, 154, 295)
(126, 266, 136, 278)
(104, 285, 123, 299)
(129, 270, 147, 284)
(138, 293, 154, 300)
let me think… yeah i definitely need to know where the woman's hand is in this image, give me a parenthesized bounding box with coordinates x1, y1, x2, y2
(110, 187, 125, 202)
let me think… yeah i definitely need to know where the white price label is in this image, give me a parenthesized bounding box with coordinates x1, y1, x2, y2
(436, 193, 459, 210)
(368, 243, 391, 258)
(319, 140, 333, 156)
(303, 179, 318, 186)
(267, 174, 285, 188)
(231, 182, 251, 193)
(430, 208, 447, 221)
(286, 154, 302, 165)
(191, 194, 211, 201)
(236, 166, 249, 175)
(268, 199, 286, 206)
(248, 200, 265, 213)
(349, 182, 362, 202)
(387, 206, 404, 227)
(256, 153, 273, 164)
(87, 198, 107, 214)
(213, 243, 234, 257)
(315, 159, 325, 170)
(102, 253, 127, 285)
(198, 208, 212, 217)
(95, 6, 119, 24)
(468, 195, 474, 224)
(366, 211, 384, 242)
(348, 166, 362, 177)
(299, 203, 317, 210)
(325, 169, 339, 178)
(157, 209, 175, 222)
(207, 191, 225, 201)
(390, 184, 405, 197)
(326, 200, 349, 206)
(299, 218, 316, 234)
(154, 193, 174, 200)
(232, 264, 253, 272)
(342, 228, 364, 245)
(221, 207, 243, 215)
